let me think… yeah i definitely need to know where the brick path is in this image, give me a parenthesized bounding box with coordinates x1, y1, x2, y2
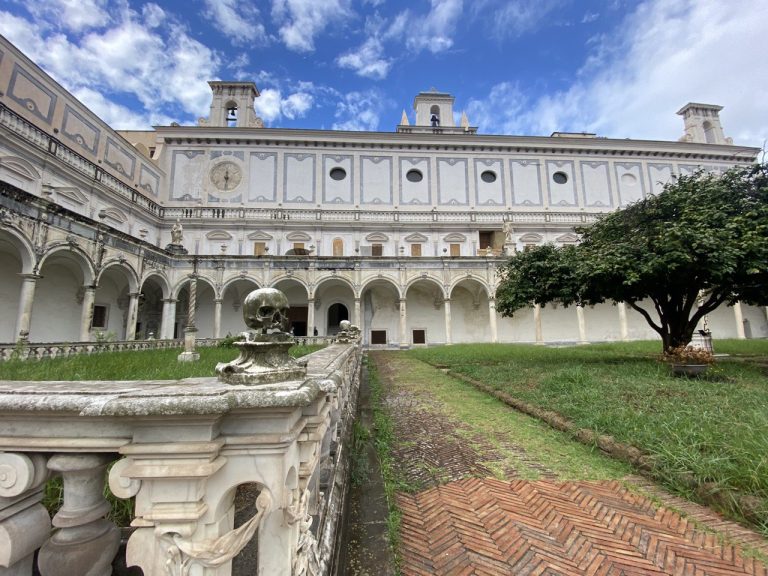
(398, 477, 767, 575)
(370, 352, 768, 576)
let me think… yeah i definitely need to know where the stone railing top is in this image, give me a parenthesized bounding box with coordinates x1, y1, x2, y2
(0, 343, 352, 417)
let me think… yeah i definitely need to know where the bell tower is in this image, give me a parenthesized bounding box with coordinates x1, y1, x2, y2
(677, 103, 732, 145)
(205, 81, 263, 128)
(397, 88, 476, 134)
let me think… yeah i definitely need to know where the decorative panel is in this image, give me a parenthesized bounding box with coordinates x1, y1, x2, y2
(139, 164, 160, 196)
(678, 164, 701, 176)
(474, 159, 505, 206)
(361, 156, 392, 205)
(284, 153, 315, 203)
(249, 152, 277, 202)
(61, 105, 100, 156)
(399, 157, 430, 205)
(580, 161, 612, 207)
(170, 150, 206, 201)
(103, 137, 136, 179)
(546, 160, 577, 206)
(648, 163, 674, 196)
(7, 64, 57, 124)
(509, 160, 542, 206)
(323, 154, 353, 204)
(615, 162, 645, 206)
(437, 158, 468, 206)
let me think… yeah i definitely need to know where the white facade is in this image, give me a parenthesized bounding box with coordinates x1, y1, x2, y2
(0, 35, 765, 345)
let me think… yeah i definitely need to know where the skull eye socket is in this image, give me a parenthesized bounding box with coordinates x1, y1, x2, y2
(258, 306, 276, 317)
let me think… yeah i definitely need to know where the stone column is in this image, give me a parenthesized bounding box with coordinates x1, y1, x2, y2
(488, 297, 498, 343)
(14, 273, 40, 342)
(576, 304, 587, 344)
(0, 452, 50, 576)
(354, 297, 361, 327)
(213, 298, 223, 339)
(618, 302, 629, 341)
(38, 454, 120, 576)
(161, 298, 177, 340)
(733, 301, 746, 339)
(533, 304, 543, 345)
(178, 277, 199, 361)
(443, 298, 452, 345)
(79, 285, 96, 341)
(399, 298, 408, 348)
(307, 298, 315, 338)
(126, 292, 140, 341)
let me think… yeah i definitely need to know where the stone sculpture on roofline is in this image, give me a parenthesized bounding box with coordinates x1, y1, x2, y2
(215, 287, 307, 384)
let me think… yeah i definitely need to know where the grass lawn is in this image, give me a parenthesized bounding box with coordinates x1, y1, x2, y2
(407, 340, 768, 535)
(0, 343, 325, 381)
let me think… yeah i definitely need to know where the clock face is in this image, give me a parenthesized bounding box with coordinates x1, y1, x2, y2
(210, 161, 243, 192)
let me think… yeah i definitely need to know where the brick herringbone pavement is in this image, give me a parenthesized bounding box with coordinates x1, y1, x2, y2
(398, 477, 767, 576)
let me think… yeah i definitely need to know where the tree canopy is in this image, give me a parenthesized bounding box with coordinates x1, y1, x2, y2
(495, 164, 768, 351)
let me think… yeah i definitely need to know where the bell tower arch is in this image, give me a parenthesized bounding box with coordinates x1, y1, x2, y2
(206, 81, 263, 128)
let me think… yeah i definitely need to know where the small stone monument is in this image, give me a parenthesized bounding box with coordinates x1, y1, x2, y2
(166, 218, 188, 255)
(336, 320, 352, 343)
(215, 287, 306, 384)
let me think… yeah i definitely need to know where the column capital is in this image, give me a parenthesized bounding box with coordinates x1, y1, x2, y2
(162, 298, 177, 304)
(19, 273, 42, 281)
(128, 292, 141, 299)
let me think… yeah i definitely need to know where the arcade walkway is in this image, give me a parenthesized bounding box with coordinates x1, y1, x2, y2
(367, 352, 768, 576)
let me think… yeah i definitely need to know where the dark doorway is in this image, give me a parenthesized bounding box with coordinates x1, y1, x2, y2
(327, 303, 349, 334)
(289, 306, 308, 336)
(370, 330, 387, 345)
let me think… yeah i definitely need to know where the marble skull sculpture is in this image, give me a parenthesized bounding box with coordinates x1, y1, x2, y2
(243, 288, 291, 334)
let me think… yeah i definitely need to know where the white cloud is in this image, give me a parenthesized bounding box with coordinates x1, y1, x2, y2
(0, 7, 221, 127)
(271, 0, 352, 52)
(472, 0, 565, 40)
(72, 87, 174, 129)
(332, 90, 387, 131)
(402, 0, 463, 54)
(203, 0, 267, 45)
(465, 82, 530, 135)
(466, 0, 768, 148)
(34, 0, 113, 32)
(337, 37, 392, 80)
(142, 3, 166, 28)
(254, 88, 315, 123)
(283, 92, 314, 119)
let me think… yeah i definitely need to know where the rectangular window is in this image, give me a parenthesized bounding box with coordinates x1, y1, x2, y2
(91, 305, 108, 330)
(371, 244, 383, 257)
(293, 242, 305, 252)
(253, 242, 266, 256)
(450, 243, 461, 257)
(412, 329, 426, 344)
(370, 330, 387, 344)
(479, 231, 493, 249)
(410, 243, 422, 257)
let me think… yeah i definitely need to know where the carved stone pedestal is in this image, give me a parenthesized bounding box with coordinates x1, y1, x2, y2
(38, 454, 120, 576)
(0, 453, 50, 576)
(215, 333, 305, 385)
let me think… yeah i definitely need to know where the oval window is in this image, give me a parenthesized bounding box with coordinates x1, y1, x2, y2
(480, 170, 497, 183)
(329, 167, 347, 181)
(552, 171, 568, 184)
(406, 169, 423, 183)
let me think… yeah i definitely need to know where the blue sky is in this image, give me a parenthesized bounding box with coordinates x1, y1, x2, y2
(1, 0, 766, 148)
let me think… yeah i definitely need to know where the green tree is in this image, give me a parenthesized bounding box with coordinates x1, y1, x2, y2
(495, 164, 768, 351)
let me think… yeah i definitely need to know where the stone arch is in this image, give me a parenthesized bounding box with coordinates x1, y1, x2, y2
(271, 278, 310, 336)
(314, 276, 356, 336)
(0, 228, 36, 342)
(38, 244, 96, 285)
(359, 277, 401, 346)
(449, 277, 492, 343)
(220, 278, 261, 336)
(31, 247, 95, 342)
(175, 275, 218, 338)
(95, 262, 140, 339)
(405, 277, 447, 345)
(97, 260, 139, 293)
(139, 273, 171, 339)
